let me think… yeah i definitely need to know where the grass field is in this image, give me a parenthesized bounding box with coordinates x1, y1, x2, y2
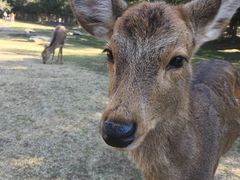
(0, 19, 239, 180)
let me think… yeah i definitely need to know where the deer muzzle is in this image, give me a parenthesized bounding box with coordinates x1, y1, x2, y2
(102, 120, 137, 148)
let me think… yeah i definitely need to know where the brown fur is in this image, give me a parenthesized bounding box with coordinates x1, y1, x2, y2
(69, 0, 240, 179)
(42, 25, 67, 64)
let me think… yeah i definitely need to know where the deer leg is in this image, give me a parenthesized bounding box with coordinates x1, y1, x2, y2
(57, 48, 61, 64)
(51, 50, 55, 64)
(55, 48, 59, 64)
(60, 47, 64, 64)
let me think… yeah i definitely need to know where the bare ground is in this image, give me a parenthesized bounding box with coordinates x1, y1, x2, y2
(0, 27, 239, 180)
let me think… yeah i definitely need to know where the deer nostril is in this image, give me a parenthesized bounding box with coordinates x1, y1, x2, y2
(102, 120, 136, 148)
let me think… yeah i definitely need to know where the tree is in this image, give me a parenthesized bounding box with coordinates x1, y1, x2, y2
(5, 0, 73, 24)
(6, 0, 26, 12)
(0, 0, 11, 12)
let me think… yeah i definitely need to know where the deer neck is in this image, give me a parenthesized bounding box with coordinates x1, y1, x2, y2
(130, 123, 198, 180)
(130, 90, 196, 179)
(46, 44, 56, 53)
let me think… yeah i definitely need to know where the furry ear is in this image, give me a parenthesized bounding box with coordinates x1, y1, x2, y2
(69, 0, 128, 40)
(183, 0, 240, 46)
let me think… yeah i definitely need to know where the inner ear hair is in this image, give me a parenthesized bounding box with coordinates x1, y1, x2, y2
(70, 0, 128, 40)
(183, 0, 240, 45)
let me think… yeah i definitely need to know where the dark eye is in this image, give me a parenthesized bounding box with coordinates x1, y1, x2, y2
(103, 49, 114, 63)
(166, 56, 188, 70)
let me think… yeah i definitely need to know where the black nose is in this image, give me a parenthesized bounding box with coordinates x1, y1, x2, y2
(102, 120, 136, 148)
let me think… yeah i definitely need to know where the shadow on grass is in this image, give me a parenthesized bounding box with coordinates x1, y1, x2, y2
(65, 34, 105, 49)
(65, 55, 108, 75)
(30, 29, 53, 37)
(202, 37, 240, 50)
(235, 138, 240, 153)
(194, 37, 240, 63)
(194, 49, 240, 62)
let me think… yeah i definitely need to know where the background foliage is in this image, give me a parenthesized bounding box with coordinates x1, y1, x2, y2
(0, 0, 11, 11)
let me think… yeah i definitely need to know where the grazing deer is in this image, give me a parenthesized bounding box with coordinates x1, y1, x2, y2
(69, 0, 240, 179)
(42, 25, 67, 64)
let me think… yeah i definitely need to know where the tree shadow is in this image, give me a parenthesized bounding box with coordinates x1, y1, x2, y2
(203, 37, 240, 50)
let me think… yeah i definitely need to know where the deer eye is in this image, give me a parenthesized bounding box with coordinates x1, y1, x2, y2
(103, 49, 114, 63)
(166, 56, 188, 70)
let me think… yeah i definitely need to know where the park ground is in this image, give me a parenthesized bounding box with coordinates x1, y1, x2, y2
(0, 20, 239, 179)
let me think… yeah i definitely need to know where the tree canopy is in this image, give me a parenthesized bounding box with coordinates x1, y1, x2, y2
(3, 0, 72, 22)
(0, 0, 11, 11)
(9, 0, 70, 14)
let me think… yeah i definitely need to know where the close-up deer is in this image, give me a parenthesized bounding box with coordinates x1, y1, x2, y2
(41, 25, 67, 64)
(70, 0, 240, 179)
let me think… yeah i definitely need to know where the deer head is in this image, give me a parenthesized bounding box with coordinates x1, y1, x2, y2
(70, 0, 240, 149)
(41, 47, 52, 64)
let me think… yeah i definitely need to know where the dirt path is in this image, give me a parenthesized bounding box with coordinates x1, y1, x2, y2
(0, 28, 239, 180)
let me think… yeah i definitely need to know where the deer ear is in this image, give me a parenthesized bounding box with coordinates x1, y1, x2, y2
(69, 0, 128, 40)
(183, 0, 240, 46)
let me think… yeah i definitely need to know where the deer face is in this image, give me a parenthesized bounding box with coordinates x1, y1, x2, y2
(100, 3, 194, 149)
(70, 0, 238, 149)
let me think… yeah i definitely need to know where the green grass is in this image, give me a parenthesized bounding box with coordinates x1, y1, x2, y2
(66, 34, 106, 49)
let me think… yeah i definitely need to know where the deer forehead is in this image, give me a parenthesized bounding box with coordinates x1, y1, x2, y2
(109, 2, 193, 64)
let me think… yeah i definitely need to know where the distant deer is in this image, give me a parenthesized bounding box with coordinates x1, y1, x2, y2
(42, 25, 67, 64)
(70, 0, 240, 179)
